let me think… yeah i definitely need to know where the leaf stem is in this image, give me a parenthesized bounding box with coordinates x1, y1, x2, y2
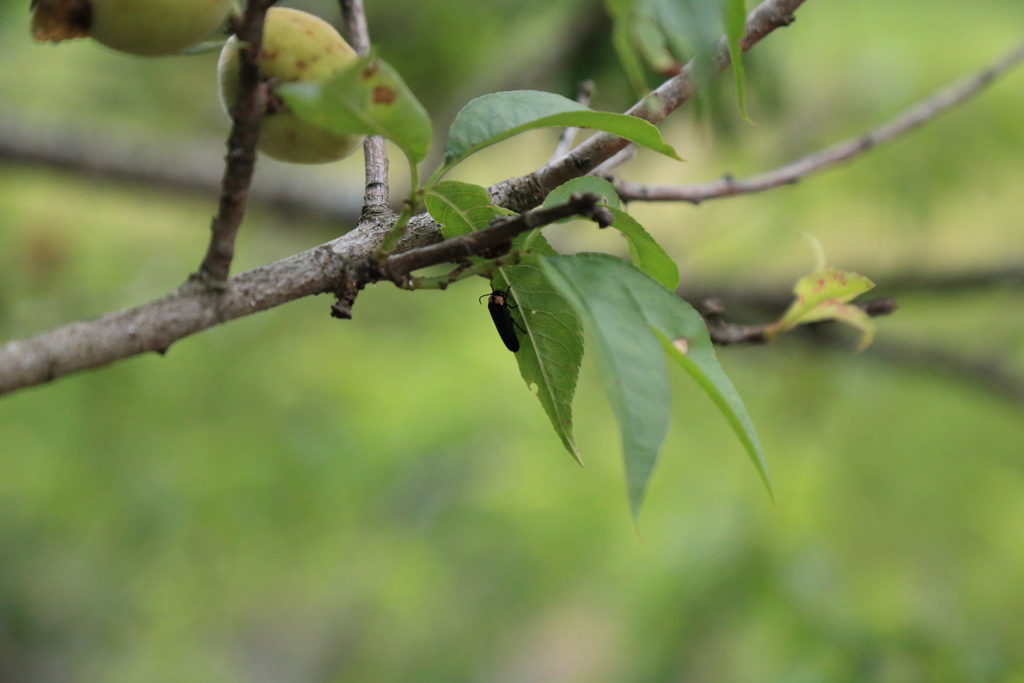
(402, 251, 534, 290)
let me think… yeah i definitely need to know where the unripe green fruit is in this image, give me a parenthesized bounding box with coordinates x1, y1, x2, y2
(218, 7, 364, 165)
(31, 0, 234, 56)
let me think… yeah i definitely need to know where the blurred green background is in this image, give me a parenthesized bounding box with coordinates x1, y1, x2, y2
(2, 0, 1024, 681)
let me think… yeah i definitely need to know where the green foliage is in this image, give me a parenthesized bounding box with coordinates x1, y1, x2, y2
(605, 0, 750, 117)
(542, 175, 622, 214)
(542, 177, 679, 289)
(422, 175, 752, 510)
(424, 180, 506, 239)
(493, 239, 585, 465)
(435, 89, 682, 181)
(722, 0, 750, 122)
(278, 54, 432, 172)
(422, 181, 585, 464)
(543, 253, 769, 519)
(606, 207, 680, 290)
(543, 255, 672, 519)
(605, 0, 652, 96)
(770, 266, 877, 350)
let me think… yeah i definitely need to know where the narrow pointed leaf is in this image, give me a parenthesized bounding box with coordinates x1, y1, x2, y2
(426, 186, 586, 462)
(494, 235, 585, 464)
(591, 254, 770, 497)
(607, 207, 679, 290)
(278, 55, 432, 165)
(606, 0, 651, 96)
(723, 0, 751, 122)
(650, 0, 722, 90)
(634, 13, 679, 75)
(543, 256, 672, 520)
(542, 178, 679, 290)
(440, 90, 682, 177)
(544, 253, 771, 514)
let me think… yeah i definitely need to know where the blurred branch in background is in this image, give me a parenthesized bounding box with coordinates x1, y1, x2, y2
(683, 287, 1024, 408)
(0, 110, 364, 224)
(610, 38, 1024, 204)
(549, 79, 595, 162)
(692, 296, 897, 346)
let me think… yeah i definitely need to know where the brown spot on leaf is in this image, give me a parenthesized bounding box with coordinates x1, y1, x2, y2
(361, 62, 379, 81)
(372, 85, 397, 104)
(672, 338, 689, 355)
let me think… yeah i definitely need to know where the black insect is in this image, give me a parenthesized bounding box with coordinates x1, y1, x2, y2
(481, 288, 526, 353)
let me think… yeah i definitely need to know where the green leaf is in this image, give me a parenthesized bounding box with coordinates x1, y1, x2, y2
(438, 90, 682, 179)
(606, 0, 651, 97)
(424, 181, 504, 239)
(607, 207, 679, 290)
(422, 184, 584, 461)
(723, 0, 751, 122)
(770, 267, 877, 350)
(594, 253, 770, 502)
(633, 12, 679, 75)
(278, 55, 432, 166)
(543, 255, 671, 519)
(649, 0, 721, 86)
(543, 253, 770, 519)
(494, 235, 585, 465)
(541, 178, 679, 290)
(542, 176, 621, 216)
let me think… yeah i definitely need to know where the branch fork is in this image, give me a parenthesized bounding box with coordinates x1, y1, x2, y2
(5, 1, 1020, 398)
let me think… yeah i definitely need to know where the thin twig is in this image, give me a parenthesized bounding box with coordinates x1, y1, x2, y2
(692, 296, 897, 345)
(385, 195, 612, 281)
(197, 0, 278, 284)
(340, 0, 390, 211)
(591, 145, 636, 176)
(489, 0, 806, 211)
(613, 38, 1024, 204)
(549, 79, 595, 162)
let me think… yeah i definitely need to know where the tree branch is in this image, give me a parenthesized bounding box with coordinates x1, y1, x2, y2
(488, 0, 806, 212)
(0, 197, 612, 397)
(339, 0, 390, 212)
(691, 295, 897, 345)
(197, 0, 278, 284)
(612, 38, 1024, 204)
(0, 214, 440, 397)
(0, 0, 808, 397)
(384, 194, 611, 280)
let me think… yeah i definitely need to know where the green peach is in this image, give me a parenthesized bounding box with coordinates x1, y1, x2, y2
(218, 7, 364, 165)
(31, 0, 234, 56)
